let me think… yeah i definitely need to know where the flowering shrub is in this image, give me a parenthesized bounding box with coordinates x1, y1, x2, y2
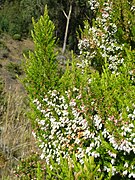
(22, 4, 135, 180)
(78, 0, 125, 73)
(32, 60, 135, 178)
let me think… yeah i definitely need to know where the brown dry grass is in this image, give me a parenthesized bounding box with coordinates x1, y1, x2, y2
(0, 88, 37, 179)
(0, 34, 37, 179)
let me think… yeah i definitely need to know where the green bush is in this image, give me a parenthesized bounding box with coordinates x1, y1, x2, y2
(22, 4, 135, 180)
(33, 58, 135, 179)
(22, 5, 58, 99)
(0, 16, 9, 32)
(6, 62, 23, 79)
(15, 152, 46, 179)
(15, 152, 103, 180)
(12, 34, 21, 41)
(46, 154, 103, 180)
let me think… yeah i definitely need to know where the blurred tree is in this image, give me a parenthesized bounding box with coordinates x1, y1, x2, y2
(0, 0, 92, 51)
(44, 0, 92, 52)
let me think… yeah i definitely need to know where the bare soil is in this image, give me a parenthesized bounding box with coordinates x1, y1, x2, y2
(0, 34, 34, 92)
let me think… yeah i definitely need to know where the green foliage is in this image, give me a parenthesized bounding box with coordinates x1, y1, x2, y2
(15, 152, 46, 179)
(0, 1, 23, 36)
(15, 153, 103, 180)
(12, 34, 21, 40)
(0, 15, 9, 32)
(6, 62, 23, 79)
(46, 154, 103, 180)
(0, 0, 42, 37)
(22, 5, 58, 99)
(32, 51, 135, 179)
(112, 0, 135, 48)
(21, 2, 135, 180)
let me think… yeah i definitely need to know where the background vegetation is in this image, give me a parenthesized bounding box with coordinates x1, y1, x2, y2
(0, 0, 135, 179)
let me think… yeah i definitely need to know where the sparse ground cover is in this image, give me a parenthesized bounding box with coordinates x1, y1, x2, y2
(0, 34, 38, 179)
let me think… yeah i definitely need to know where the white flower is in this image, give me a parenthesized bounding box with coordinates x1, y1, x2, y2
(79, 159, 84, 164)
(38, 120, 45, 126)
(50, 165, 53, 170)
(124, 162, 129, 168)
(123, 170, 128, 175)
(32, 131, 36, 138)
(69, 100, 76, 107)
(51, 90, 57, 97)
(86, 147, 92, 155)
(91, 151, 100, 158)
(73, 87, 79, 92)
(93, 114, 102, 130)
(64, 104, 68, 110)
(108, 151, 117, 158)
(63, 110, 68, 116)
(33, 99, 39, 103)
(40, 153, 45, 159)
(83, 129, 91, 138)
(128, 172, 135, 178)
(111, 159, 115, 165)
(112, 166, 116, 175)
(74, 138, 80, 144)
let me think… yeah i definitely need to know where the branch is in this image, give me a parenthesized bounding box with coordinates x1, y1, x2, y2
(62, 10, 68, 19)
(62, 4, 72, 19)
(62, 4, 72, 54)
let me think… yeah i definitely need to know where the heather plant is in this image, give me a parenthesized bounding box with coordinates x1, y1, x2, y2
(22, 5, 58, 100)
(22, 4, 135, 180)
(33, 54, 135, 179)
(46, 154, 103, 180)
(78, 0, 125, 73)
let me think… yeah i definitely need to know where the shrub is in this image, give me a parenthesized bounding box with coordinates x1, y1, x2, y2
(15, 152, 46, 179)
(22, 5, 58, 99)
(22, 4, 135, 180)
(15, 152, 103, 180)
(12, 34, 21, 41)
(78, 1, 125, 74)
(6, 62, 23, 79)
(46, 154, 103, 180)
(0, 16, 9, 32)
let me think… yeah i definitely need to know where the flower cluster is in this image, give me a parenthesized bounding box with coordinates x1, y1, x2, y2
(32, 87, 135, 178)
(78, 0, 124, 73)
(88, 0, 99, 11)
(33, 89, 91, 164)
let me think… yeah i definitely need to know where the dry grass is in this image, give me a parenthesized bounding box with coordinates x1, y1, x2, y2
(0, 35, 38, 179)
(0, 89, 36, 179)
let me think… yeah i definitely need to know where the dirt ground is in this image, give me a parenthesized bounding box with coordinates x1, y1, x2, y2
(0, 34, 34, 92)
